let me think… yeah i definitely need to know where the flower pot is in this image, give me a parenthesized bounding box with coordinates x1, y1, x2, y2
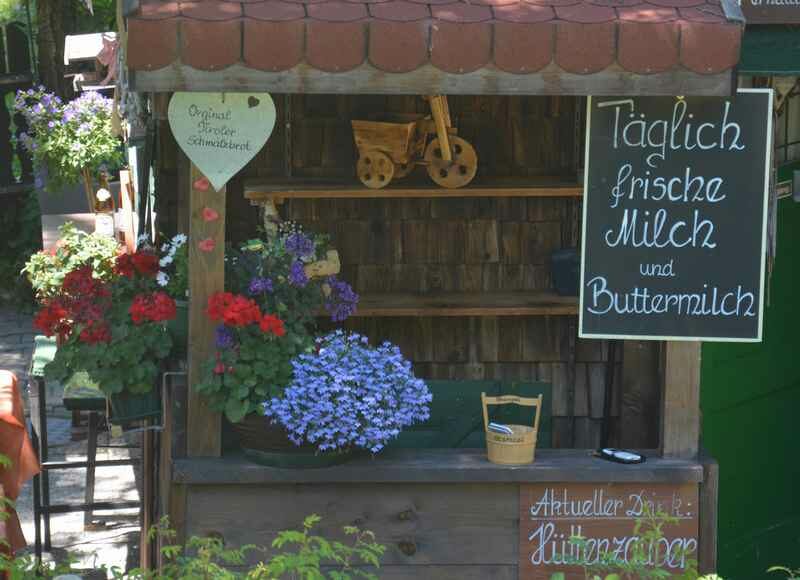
(167, 300, 189, 355)
(109, 389, 161, 426)
(232, 414, 356, 469)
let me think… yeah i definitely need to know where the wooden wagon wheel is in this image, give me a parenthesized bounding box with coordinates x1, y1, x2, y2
(424, 136, 478, 189)
(393, 162, 415, 179)
(356, 150, 395, 189)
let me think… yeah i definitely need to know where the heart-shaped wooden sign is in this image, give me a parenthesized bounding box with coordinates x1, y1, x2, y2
(168, 92, 276, 191)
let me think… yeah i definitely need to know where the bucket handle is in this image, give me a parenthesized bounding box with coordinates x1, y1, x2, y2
(481, 393, 543, 436)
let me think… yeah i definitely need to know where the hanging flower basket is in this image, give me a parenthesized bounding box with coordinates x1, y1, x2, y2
(232, 414, 356, 469)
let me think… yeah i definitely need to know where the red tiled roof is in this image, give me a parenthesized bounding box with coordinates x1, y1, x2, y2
(126, 0, 741, 78)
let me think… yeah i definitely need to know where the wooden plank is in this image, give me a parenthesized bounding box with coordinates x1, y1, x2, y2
(621, 340, 661, 449)
(698, 454, 719, 575)
(186, 163, 224, 457)
(660, 342, 701, 459)
(185, 483, 519, 567)
(348, 291, 578, 317)
(245, 181, 582, 200)
(131, 63, 735, 97)
(172, 448, 705, 485)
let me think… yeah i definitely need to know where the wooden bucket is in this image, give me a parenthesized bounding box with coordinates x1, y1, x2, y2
(481, 393, 543, 466)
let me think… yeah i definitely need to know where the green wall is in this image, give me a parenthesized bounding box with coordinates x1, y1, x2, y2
(701, 197, 800, 578)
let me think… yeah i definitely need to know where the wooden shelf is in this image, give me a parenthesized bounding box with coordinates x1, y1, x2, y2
(173, 449, 703, 485)
(244, 178, 582, 202)
(345, 291, 577, 317)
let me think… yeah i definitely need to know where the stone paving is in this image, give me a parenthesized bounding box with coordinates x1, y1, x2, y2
(0, 307, 141, 576)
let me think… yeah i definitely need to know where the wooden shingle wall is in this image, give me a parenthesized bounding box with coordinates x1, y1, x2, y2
(209, 95, 624, 448)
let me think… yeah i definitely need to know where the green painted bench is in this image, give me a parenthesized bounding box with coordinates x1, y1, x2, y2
(390, 380, 552, 450)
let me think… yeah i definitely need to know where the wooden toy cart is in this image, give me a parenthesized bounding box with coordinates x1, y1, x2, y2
(352, 95, 478, 189)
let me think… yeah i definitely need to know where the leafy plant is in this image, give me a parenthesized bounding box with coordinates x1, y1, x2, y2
(23, 222, 119, 300)
(194, 291, 296, 422)
(114, 515, 385, 579)
(38, 250, 175, 396)
(13, 87, 122, 192)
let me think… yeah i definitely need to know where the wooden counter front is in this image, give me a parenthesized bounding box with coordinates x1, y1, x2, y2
(172, 450, 713, 579)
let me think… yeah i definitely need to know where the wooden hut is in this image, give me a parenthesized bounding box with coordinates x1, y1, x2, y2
(122, 1, 751, 577)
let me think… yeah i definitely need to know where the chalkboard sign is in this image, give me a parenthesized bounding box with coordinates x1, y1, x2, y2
(579, 90, 773, 342)
(519, 483, 699, 579)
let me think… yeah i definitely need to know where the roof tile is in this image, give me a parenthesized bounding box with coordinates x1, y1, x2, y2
(431, 3, 493, 22)
(243, 19, 304, 70)
(494, 21, 553, 72)
(555, 21, 615, 73)
(617, 21, 679, 73)
(430, 21, 491, 73)
(127, 18, 178, 69)
(306, 21, 366, 71)
(180, 0, 242, 20)
(138, 0, 180, 20)
(617, 6, 678, 21)
(243, 1, 305, 20)
(180, 19, 241, 69)
(492, 4, 555, 22)
(678, 5, 726, 22)
(681, 21, 740, 73)
(369, 21, 429, 72)
(554, 4, 615, 22)
(126, 0, 742, 79)
(369, 1, 430, 21)
(307, 1, 368, 21)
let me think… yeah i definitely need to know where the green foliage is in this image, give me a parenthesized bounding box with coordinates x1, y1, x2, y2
(0, 192, 40, 307)
(195, 323, 298, 423)
(112, 515, 385, 580)
(22, 222, 118, 300)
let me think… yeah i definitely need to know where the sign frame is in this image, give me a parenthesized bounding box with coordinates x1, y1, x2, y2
(578, 88, 773, 343)
(740, 2, 800, 24)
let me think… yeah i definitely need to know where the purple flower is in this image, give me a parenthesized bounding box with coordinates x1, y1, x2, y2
(248, 276, 273, 296)
(284, 232, 315, 258)
(288, 261, 308, 288)
(324, 276, 359, 322)
(264, 330, 431, 454)
(47, 121, 56, 129)
(215, 325, 236, 349)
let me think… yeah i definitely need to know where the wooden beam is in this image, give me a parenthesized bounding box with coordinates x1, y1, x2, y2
(131, 63, 735, 97)
(698, 454, 719, 575)
(620, 341, 661, 449)
(244, 181, 583, 201)
(186, 163, 224, 457)
(660, 341, 701, 459)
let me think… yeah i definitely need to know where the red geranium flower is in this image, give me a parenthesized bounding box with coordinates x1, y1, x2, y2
(114, 253, 136, 277)
(132, 252, 159, 277)
(34, 302, 70, 338)
(259, 314, 286, 337)
(206, 292, 261, 327)
(130, 292, 177, 324)
(78, 321, 111, 344)
(207, 292, 235, 322)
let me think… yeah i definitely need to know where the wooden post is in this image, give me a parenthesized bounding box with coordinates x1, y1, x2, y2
(698, 454, 719, 574)
(620, 340, 660, 449)
(660, 341, 701, 459)
(186, 163, 224, 457)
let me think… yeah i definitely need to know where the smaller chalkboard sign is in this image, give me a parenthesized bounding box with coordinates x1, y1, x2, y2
(579, 90, 773, 342)
(519, 483, 699, 579)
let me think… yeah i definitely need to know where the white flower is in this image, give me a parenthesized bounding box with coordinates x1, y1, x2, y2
(156, 271, 169, 287)
(138, 233, 151, 244)
(159, 255, 174, 267)
(161, 243, 170, 252)
(172, 233, 188, 246)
